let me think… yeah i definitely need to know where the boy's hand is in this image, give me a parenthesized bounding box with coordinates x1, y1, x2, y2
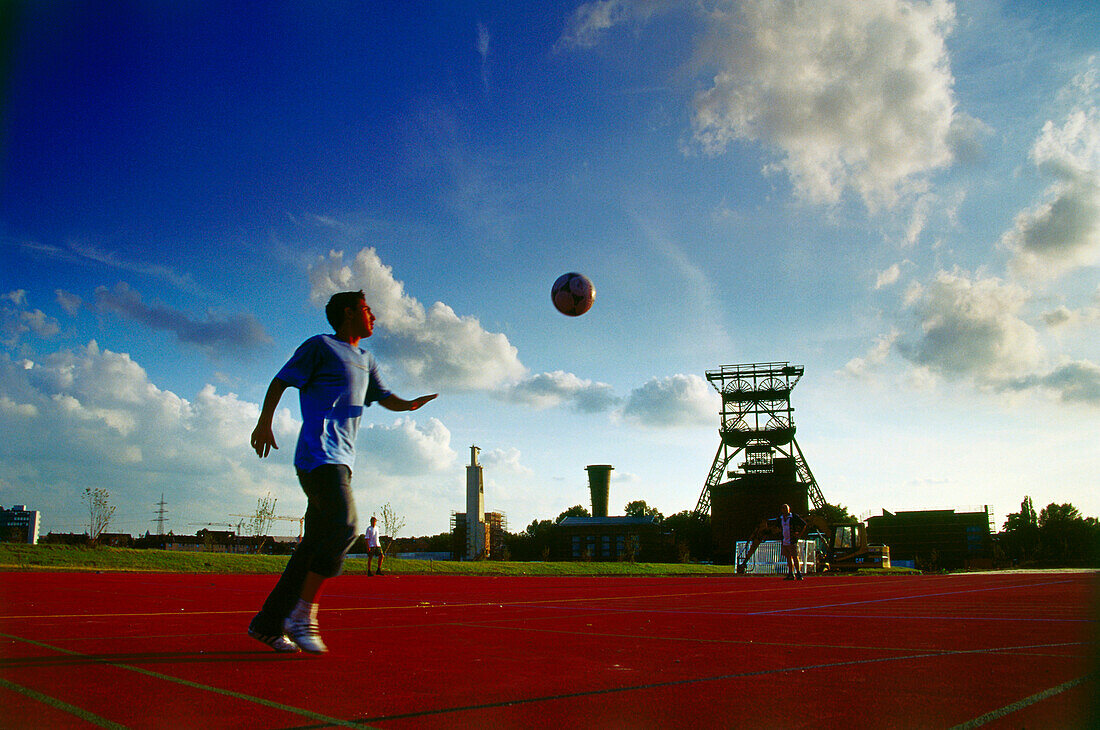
(408, 394, 438, 410)
(251, 424, 278, 458)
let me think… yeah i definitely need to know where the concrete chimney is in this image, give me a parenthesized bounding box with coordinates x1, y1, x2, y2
(585, 465, 613, 518)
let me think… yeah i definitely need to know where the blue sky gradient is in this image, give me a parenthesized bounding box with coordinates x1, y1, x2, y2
(2, 1, 1098, 538)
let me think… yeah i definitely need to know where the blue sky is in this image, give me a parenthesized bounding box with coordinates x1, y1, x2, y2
(2, 1, 1098, 539)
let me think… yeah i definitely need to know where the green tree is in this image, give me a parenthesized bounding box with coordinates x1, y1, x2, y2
(378, 502, 407, 555)
(662, 510, 712, 562)
(504, 518, 555, 561)
(1001, 498, 1099, 567)
(1037, 502, 1095, 566)
(248, 493, 276, 537)
(1000, 496, 1040, 564)
(556, 505, 590, 522)
(810, 502, 857, 523)
(82, 487, 116, 544)
(624, 500, 663, 522)
(1038, 502, 1080, 527)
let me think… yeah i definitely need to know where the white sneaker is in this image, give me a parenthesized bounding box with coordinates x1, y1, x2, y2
(283, 615, 328, 654)
(247, 626, 300, 653)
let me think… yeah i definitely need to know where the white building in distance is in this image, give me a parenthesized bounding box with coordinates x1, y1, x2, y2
(465, 445, 487, 560)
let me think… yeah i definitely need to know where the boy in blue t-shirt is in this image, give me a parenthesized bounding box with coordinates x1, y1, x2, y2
(247, 291, 436, 653)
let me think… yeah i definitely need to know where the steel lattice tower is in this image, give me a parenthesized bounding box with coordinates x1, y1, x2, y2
(694, 362, 825, 517)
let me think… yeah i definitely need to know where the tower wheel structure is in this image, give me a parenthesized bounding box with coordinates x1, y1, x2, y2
(694, 362, 825, 518)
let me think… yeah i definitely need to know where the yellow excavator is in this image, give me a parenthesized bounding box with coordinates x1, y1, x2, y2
(736, 513, 890, 573)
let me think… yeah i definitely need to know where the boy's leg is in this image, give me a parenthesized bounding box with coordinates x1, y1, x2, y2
(282, 464, 358, 653)
(285, 571, 327, 652)
(250, 469, 323, 645)
(300, 571, 325, 603)
(252, 545, 313, 632)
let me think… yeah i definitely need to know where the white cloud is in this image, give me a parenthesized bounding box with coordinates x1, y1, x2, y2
(0, 343, 262, 530)
(875, 263, 902, 290)
(66, 239, 200, 294)
(556, 0, 676, 50)
(3, 290, 27, 306)
(55, 289, 82, 316)
(0, 394, 38, 418)
(905, 196, 933, 247)
(1002, 360, 1100, 406)
(1, 294, 61, 346)
(558, 0, 624, 49)
(637, 214, 736, 356)
(1003, 105, 1100, 279)
(477, 22, 490, 60)
(309, 248, 527, 392)
(944, 111, 993, 165)
(883, 268, 1099, 407)
(0, 342, 455, 533)
(93, 282, 272, 359)
(308, 248, 716, 425)
(1042, 302, 1100, 329)
(896, 270, 1044, 381)
(840, 330, 899, 379)
(359, 417, 457, 476)
(480, 446, 534, 476)
(691, 0, 960, 211)
(618, 373, 718, 427)
(501, 370, 620, 413)
(477, 22, 491, 91)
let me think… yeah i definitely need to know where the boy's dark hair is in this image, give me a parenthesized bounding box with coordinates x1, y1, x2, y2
(325, 291, 365, 330)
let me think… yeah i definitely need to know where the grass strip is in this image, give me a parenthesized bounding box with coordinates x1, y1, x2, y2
(0, 543, 918, 577)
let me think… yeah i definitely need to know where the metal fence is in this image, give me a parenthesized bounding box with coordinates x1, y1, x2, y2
(734, 539, 815, 574)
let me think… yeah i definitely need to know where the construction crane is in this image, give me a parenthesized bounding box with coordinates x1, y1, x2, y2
(188, 522, 234, 536)
(229, 513, 304, 540)
(273, 515, 304, 541)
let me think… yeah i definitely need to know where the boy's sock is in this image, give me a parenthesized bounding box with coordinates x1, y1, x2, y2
(289, 599, 316, 623)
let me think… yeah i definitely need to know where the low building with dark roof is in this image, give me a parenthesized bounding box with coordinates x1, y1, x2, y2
(866, 507, 994, 570)
(555, 516, 663, 562)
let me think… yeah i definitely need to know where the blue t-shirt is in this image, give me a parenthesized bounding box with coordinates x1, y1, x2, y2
(275, 334, 391, 473)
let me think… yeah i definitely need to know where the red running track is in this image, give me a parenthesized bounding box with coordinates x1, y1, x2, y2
(0, 570, 1096, 729)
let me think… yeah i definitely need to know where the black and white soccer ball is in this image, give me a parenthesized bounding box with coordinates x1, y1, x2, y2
(551, 272, 595, 316)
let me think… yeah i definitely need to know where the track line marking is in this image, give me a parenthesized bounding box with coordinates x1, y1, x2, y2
(458, 620, 1091, 656)
(948, 674, 1095, 729)
(531, 602, 1094, 623)
(746, 612, 1094, 623)
(0, 576, 1061, 622)
(343, 641, 1090, 725)
(746, 579, 1080, 615)
(0, 633, 379, 730)
(0, 676, 128, 729)
(0, 583, 835, 621)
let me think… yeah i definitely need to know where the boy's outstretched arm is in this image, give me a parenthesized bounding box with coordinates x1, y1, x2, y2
(380, 393, 438, 412)
(251, 377, 291, 458)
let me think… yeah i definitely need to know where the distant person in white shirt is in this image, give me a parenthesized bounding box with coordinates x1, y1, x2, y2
(365, 515, 384, 576)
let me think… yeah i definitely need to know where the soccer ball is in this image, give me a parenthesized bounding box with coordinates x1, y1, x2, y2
(551, 272, 595, 316)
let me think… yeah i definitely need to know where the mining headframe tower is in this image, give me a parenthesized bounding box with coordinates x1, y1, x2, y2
(694, 362, 827, 563)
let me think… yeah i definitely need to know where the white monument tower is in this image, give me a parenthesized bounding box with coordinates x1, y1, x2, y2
(465, 445, 487, 559)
